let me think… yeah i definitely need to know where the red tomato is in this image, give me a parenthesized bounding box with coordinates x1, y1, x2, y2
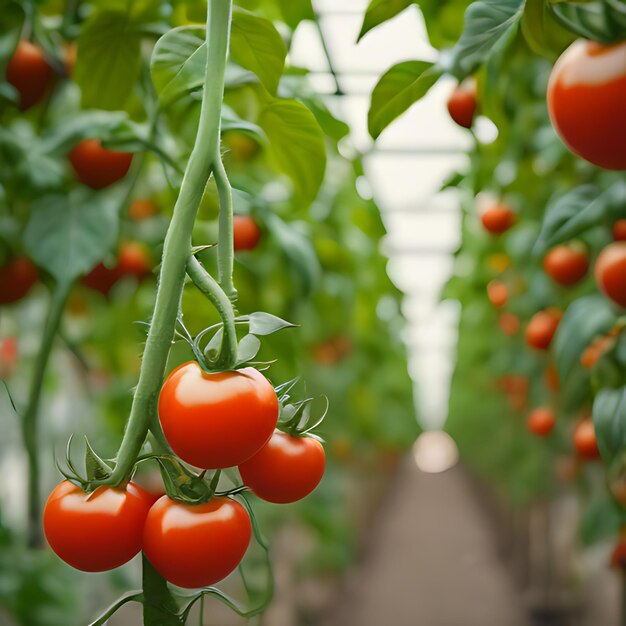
(481, 203, 516, 235)
(613, 220, 626, 241)
(545, 363, 560, 392)
(610, 541, 626, 569)
(498, 313, 520, 336)
(0, 337, 18, 379)
(233, 215, 261, 252)
(487, 280, 507, 308)
(239, 431, 326, 504)
(81, 262, 120, 296)
(0, 257, 38, 304)
(447, 81, 477, 129)
(43, 481, 152, 572)
(595, 242, 626, 307)
(159, 362, 279, 469)
(547, 40, 626, 170)
(525, 308, 562, 350)
(527, 407, 556, 437)
(543, 243, 589, 286)
(117, 242, 152, 279)
(69, 139, 133, 189)
(129, 199, 157, 221)
(574, 419, 600, 460)
(6, 41, 54, 110)
(143, 496, 251, 588)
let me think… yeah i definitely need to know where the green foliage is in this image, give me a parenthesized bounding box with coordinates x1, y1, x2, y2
(358, 0, 418, 41)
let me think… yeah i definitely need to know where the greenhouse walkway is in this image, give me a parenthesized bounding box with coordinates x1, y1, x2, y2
(323, 458, 529, 626)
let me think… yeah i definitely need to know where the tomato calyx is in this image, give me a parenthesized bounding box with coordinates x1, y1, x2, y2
(275, 377, 328, 439)
(54, 435, 115, 491)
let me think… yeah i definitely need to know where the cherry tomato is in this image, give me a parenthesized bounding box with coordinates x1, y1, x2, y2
(233, 215, 261, 252)
(610, 541, 626, 569)
(0, 257, 38, 304)
(82, 262, 120, 296)
(613, 220, 626, 241)
(129, 199, 157, 221)
(143, 496, 251, 588)
(117, 242, 152, 279)
(0, 337, 18, 379)
(447, 81, 477, 129)
(498, 312, 519, 336)
(6, 41, 54, 111)
(543, 243, 589, 286)
(239, 431, 326, 504)
(481, 203, 516, 235)
(527, 407, 556, 437)
(159, 362, 279, 469)
(69, 139, 133, 189)
(487, 280, 507, 308)
(525, 308, 562, 350)
(43, 481, 152, 572)
(595, 242, 626, 307)
(574, 419, 600, 460)
(548, 40, 626, 170)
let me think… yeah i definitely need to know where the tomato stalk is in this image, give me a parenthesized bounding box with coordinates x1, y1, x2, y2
(21, 279, 71, 547)
(100, 0, 234, 487)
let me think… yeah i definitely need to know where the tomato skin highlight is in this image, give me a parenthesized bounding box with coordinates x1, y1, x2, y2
(447, 82, 477, 129)
(527, 407, 556, 437)
(547, 40, 626, 170)
(481, 203, 516, 235)
(574, 419, 600, 460)
(6, 41, 54, 111)
(239, 431, 326, 504)
(525, 309, 562, 350)
(233, 215, 261, 251)
(143, 496, 251, 589)
(0, 257, 38, 304)
(543, 244, 589, 286)
(43, 481, 152, 572)
(69, 139, 133, 189)
(595, 242, 626, 307)
(159, 362, 279, 469)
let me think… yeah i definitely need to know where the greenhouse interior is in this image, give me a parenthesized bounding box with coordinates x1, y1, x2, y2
(1, 0, 626, 624)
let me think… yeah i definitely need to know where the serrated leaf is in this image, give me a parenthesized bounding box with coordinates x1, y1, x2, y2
(258, 99, 326, 205)
(150, 27, 207, 107)
(594, 386, 626, 467)
(246, 312, 296, 336)
(368, 61, 441, 139)
(236, 334, 261, 364)
(230, 8, 287, 95)
(554, 295, 618, 382)
(75, 11, 142, 110)
(447, 0, 525, 80)
(358, 0, 417, 41)
(24, 189, 120, 283)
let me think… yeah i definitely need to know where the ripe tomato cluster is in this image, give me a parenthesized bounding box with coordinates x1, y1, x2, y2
(43, 360, 326, 588)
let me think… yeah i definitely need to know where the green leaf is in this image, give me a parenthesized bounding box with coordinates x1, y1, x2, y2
(258, 98, 326, 205)
(447, 0, 526, 80)
(521, 0, 576, 59)
(246, 312, 296, 335)
(230, 8, 287, 95)
(580, 494, 626, 545)
(142, 555, 181, 625)
(23, 189, 121, 283)
(594, 386, 626, 467)
(534, 183, 625, 255)
(75, 11, 143, 110)
(549, 1, 626, 44)
(265, 214, 321, 296)
(150, 27, 207, 107)
(368, 61, 441, 139)
(275, 0, 315, 28)
(236, 334, 261, 364)
(554, 295, 618, 382)
(0, 3, 24, 79)
(358, 0, 417, 41)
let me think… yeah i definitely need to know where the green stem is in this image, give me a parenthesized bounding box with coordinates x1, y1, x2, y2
(214, 158, 236, 301)
(101, 0, 233, 487)
(186, 255, 238, 370)
(22, 279, 71, 547)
